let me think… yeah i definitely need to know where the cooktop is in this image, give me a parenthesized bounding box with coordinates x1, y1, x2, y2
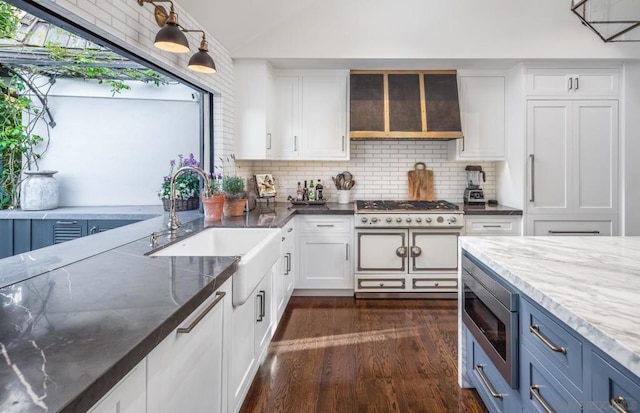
(355, 200, 460, 212)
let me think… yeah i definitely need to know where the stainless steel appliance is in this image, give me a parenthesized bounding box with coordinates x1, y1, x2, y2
(354, 200, 463, 298)
(461, 251, 519, 388)
(464, 165, 486, 206)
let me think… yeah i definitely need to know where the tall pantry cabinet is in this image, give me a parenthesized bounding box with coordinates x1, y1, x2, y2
(524, 67, 620, 235)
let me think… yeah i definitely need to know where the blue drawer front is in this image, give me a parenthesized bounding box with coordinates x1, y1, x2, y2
(468, 329, 520, 413)
(591, 352, 640, 412)
(521, 346, 581, 413)
(520, 298, 583, 394)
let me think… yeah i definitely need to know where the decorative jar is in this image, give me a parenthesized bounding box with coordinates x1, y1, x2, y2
(20, 170, 59, 211)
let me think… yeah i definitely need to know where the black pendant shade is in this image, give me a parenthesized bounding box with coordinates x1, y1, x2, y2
(154, 23, 189, 53)
(188, 38, 216, 73)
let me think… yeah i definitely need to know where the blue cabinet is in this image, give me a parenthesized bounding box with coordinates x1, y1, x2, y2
(0, 220, 13, 259)
(591, 352, 640, 412)
(31, 219, 88, 250)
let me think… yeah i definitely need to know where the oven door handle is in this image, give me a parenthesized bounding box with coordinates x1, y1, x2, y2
(396, 246, 408, 258)
(410, 246, 422, 257)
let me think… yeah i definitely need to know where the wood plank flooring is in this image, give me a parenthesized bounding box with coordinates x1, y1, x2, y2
(240, 297, 488, 413)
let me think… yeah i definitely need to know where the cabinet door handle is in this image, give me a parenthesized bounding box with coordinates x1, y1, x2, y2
(575, 77, 579, 90)
(294, 135, 298, 151)
(474, 365, 503, 399)
(568, 76, 573, 90)
(89, 226, 99, 234)
(256, 290, 265, 322)
(529, 154, 535, 202)
(56, 221, 77, 225)
(529, 325, 567, 354)
(287, 227, 293, 233)
(611, 396, 630, 413)
(177, 292, 225, 334)
(530, 385, 554, 413)
(267, 133, 272, 150)
(547, 230, 600, 235)
(317, 224, 334, 227)
(342, 135, 345, 151)
(396, 246, 408, 258)
(286, 252, 292, 272)
(345, 243, 349, 261)
(483, 225, 502, 228)
(410, 246, 422, 257)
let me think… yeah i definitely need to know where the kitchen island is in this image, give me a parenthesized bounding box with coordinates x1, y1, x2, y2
(458, 236, 640, 412)
(0, 202, 352, 413)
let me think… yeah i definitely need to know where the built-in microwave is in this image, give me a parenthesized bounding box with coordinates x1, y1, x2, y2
(461, 251, 519, 389)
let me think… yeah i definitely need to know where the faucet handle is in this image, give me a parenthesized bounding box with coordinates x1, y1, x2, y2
(150, 232, 158, 247)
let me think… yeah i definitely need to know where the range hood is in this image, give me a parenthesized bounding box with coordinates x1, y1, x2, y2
(349, 70, 463, 140)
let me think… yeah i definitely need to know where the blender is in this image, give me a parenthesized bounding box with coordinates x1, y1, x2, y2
(464, 165, 486, 206)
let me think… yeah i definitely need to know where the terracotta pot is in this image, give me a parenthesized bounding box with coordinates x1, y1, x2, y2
(223, 197, 247, 217)
(202, 194, 225, 221)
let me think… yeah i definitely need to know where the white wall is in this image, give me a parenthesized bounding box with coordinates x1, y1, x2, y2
(242, 141, 497, 204)
(33, 80, 200, 206)
(623, 62, 640, 235)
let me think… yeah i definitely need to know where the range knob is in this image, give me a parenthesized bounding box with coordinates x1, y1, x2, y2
(425, 217, 432, 223)
(437, 216, 444, 223)
(396, 217, 402, 223)
(386, 217, 393, 223)
(361, 217, 368, 223)
(371, 217, 379, 223)
(449, 216, 457, 224)
(415, 217, 422, 223)
(406, 217, 412, 223)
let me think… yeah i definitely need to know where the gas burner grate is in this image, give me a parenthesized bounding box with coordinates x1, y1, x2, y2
(356, 200, 459, 212)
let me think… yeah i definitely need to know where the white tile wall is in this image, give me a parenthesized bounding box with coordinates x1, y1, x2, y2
(240, 141, 496, 203)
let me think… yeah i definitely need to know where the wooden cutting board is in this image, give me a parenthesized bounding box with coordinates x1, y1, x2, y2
(408, 162, 434, 201)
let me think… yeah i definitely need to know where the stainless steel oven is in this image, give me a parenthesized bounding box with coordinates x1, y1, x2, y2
(462, 251, 519, 388)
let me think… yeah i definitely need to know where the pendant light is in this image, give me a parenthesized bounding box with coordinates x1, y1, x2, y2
(154, 7, 189, 53)
(185, 31, 217, 74)
(572, 0, 640, 42)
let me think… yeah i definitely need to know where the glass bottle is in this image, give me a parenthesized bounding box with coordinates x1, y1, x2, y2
(316, 179, 323, 201)
(303, 180, 309, 201)
(296, 182, 303, 200)
(309, 179, 316, 201)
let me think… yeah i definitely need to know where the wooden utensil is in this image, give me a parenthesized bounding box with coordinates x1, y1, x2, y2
(408, 162, 434, 201)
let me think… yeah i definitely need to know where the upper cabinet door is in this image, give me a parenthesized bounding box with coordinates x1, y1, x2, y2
(449, 72, 506, 161)
(273, 76, 301, 160)
(301, 75, 348, 159)
(526, 68, 620, 98)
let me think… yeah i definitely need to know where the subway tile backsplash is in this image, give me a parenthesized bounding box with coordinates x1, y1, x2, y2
(237, 141, 496, 203)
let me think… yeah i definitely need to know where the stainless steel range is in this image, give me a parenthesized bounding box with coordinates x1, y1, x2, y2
(354, 200, 463, 298)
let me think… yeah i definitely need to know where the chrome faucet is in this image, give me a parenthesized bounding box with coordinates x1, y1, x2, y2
(168, 166, 212, 231)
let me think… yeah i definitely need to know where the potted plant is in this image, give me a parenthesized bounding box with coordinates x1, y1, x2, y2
(202, 174, 224, 221)
(222, 175, 247, 217)
(158, 153, 200, 211)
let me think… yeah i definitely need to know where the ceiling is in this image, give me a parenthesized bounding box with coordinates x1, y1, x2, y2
(175, 0, 640, 68)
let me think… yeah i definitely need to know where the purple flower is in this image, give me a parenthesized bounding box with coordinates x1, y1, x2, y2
(170, 159, 175, 167)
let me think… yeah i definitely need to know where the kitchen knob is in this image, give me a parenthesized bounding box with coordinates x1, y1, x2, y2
(371, 217, 378, 223)
(425, 217, 432, 223)
(406, 218, 412, 223)
(449, 217, 457, 224)
(416, 217, 422, 223)
(396, 217, 402, 223)
(437, 216, 444, 223)
(361, 217, 368, 223)
(386, 217, 392, 223)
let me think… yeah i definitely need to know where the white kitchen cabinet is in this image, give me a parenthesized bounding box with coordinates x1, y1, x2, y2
(448, 71, 506, 161)
(296, 216, 353, 290)
(526, 68, 619, 98)
(228, 265, 275, 413)
(526, 100, 618, 217)
(526, 215, 615, 236)
(147, 280, 230, 413)
(88, 359, 146, 413)
(274, 71, 349, 161)
(234, 60, 276, 160)
(464, 216, 522, 236)
(274, 219, 295, 322)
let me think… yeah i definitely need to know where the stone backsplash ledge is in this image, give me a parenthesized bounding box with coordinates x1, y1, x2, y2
(237, 140, 497, 204)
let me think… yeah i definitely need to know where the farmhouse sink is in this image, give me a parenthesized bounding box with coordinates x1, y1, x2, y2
(150, 227, 280, 306)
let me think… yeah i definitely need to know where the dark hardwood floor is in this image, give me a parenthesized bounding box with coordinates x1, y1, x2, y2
(240, 297, 488, 413)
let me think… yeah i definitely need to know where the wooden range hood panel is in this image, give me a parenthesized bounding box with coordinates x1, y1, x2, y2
(350, 70, 463, 140)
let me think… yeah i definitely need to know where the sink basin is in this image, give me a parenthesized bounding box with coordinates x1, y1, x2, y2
(151, 228, 280, 306)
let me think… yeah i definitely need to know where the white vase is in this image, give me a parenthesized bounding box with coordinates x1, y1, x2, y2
(21, 170, 59, 211)
(337, 190, 351, 204)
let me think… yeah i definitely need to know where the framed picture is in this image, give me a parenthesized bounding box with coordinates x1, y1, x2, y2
(255, 174, 276, 197)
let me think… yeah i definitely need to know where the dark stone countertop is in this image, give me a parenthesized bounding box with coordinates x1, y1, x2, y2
(462, 204, 523, 216)
(0, 202, 352, 413)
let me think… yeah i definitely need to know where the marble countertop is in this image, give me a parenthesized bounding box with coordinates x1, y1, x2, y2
(460, 236, 640, 378)
(0, 202, 352, 412)
(0, 205, 166, 220)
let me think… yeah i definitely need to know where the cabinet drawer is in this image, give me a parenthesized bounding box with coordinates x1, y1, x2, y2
(526, 68, 619, 97)
(530, 219, 612, 236)
(356, 277, 406, 290)
(520, 298, 583, 393)
(464, 217, 521, 235)
(521, 346, 581, 413)
(297, 216, 351, 233)
(468, 330, 519, 413)
(591, 352, 640, 412)
(412, 277, 457, 290)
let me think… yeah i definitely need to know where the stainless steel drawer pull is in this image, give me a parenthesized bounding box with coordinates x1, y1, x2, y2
(568, 77, 573, 90)
(530, 385, 554, 413)
(611, 396, 630, 413)
(529, 154, 535, 202)
(575, 77, 579, 90)
(474, 365, 503, 399)
(286, 252, 292, 273)
(294, 136, 298, 151)
(287, 227, 293, 233)
(482, 225, 502, 228)
(177, 292, 225, 334)
(529, 325, 567, 354)
(548, 230, 600, 235)
(56, 221, 77, 225)
(317, 224, 335, 227)
(267, 133, 272, 149)
(345, 243, 349, 261)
